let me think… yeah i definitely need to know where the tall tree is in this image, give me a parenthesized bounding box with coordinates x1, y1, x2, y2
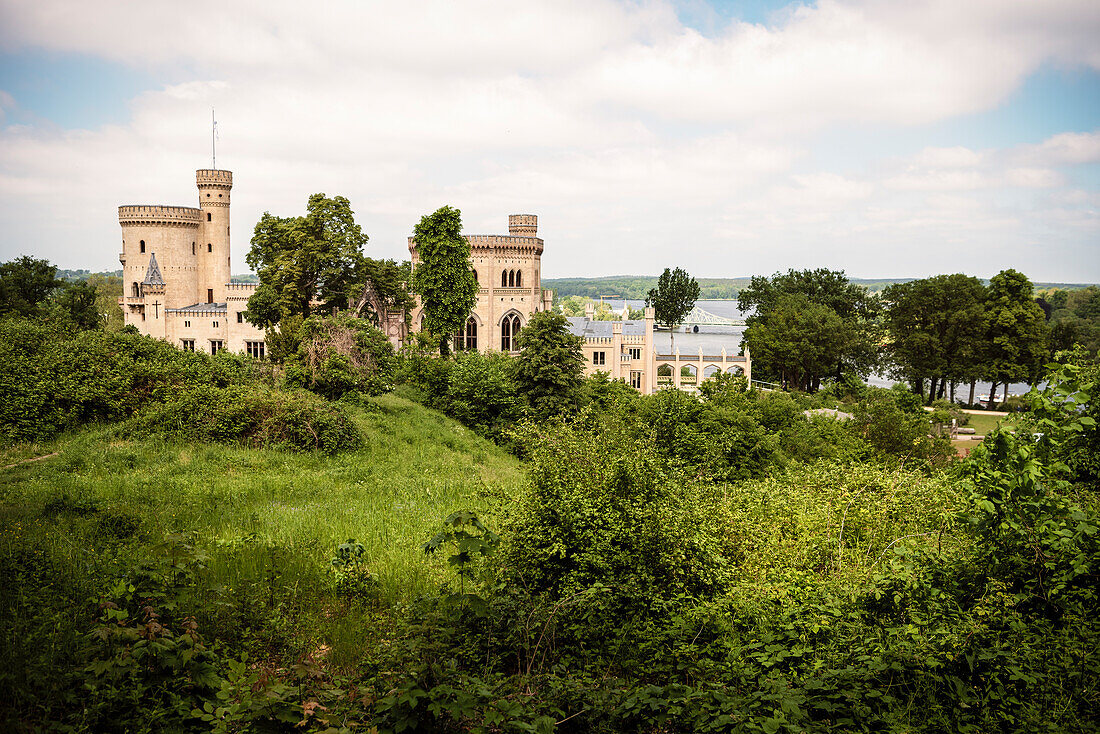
(882, 274, 986, 403)
(983, 268, 1047, 407)
(410, 206, 479, 357)
(646, 267, 701, 352)
(0, 256, 62, 318)
(514, 310, 586, 418)
(738, 268, 879, 390)
(246, 194, 369, 331)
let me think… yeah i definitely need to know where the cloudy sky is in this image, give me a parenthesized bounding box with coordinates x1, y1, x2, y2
(1, 0, 1098, 281)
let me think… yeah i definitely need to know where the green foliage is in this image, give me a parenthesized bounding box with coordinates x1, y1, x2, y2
(288, 312, 398, 399)
(740, 269, 879, 391)
(0, 318, 360, 452)
(983, 268, 1048, 406)
(127, 384, 363, 453)
(410, 205, 479, 356)
(514, 310, 586, 419)
(423, 510, 500, 611)
(882, 273, 986, 403)
(645, 266, 701, 330)
(246, 193, 369, 330)
(0, 255, 62, 317)
(330, 539, 378, 601)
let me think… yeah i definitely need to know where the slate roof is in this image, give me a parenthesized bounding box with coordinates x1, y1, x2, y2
(168, 303, 228, 314)
(564, 317, 647, 338)
(142, 253, 165, 285)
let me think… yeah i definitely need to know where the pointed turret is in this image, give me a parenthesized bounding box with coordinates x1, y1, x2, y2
(142, 252, 165, 286)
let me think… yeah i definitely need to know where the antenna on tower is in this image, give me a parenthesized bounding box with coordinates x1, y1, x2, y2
(211, 108, 217, 169)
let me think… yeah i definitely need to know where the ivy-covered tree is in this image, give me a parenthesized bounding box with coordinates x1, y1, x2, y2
(514, 310, 586, 418)
(646, 267, 700, 351)
(410, 206, 479, 357)
(246, 194, 369, 331)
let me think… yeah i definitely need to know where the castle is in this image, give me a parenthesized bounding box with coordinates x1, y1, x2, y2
(120, 169, 748, 395)
(118, 170, 266, 356)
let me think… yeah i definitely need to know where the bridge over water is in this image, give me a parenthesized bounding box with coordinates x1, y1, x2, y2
(678, 305, 745, 327)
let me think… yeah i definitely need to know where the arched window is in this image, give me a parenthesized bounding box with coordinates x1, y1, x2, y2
(192, 242, 196, 255)
(453, 317, 478, 352)
(501, 270, 508, 287)
(508, 270, 515, 288)
(131, 282, 140, 297)
(516, 270, 522, 288)
(500, 314, 521, 351)
(139, 240, 145, 253)
(472, 269, 478, 284)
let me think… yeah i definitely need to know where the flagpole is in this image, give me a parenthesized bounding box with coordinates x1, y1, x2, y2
(212, 108, 216, 169)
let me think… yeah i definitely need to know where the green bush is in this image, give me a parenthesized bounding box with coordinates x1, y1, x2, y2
(127, 385, 362, 453)
(287, 312, 397, 399)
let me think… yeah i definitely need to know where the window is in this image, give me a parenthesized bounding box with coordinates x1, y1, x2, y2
(630, 371, 643, 389)
(207, 288, 214, 303)
(236, 312, 243, 323)
(628, 348, 641, 360)
(192, 242, 196, 255)
(207, 212, 211, 221)
(246, 341, 265, 359)
(181, 339, 195, 351)
(184, 320, 191, 328)
(131, 282, 140, 297)
(592, 351, 606, 366)
(207, 243, 212, 252)
(500, 314, 521, 351)
(508, 270, 515, 287)
(212, 320, 219, 327)
(139, 240, 145, 253)
(501, 270, 508, 287)
(516, 270, 522, 288)
(453, 317, 478, 352)
(472, 269, 478, 284)
(209, 340, 224, 355)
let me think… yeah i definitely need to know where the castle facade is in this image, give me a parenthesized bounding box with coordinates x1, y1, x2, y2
(118, 170, 265, 356)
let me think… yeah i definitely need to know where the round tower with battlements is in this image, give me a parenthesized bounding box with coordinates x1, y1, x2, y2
(196, 169, 232, 304)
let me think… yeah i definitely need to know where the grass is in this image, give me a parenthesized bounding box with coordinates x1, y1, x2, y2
(0, 394, 528, 682)
(962, 411, 1017, 436)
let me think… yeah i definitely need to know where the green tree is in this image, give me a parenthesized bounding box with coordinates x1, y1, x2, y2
(646, 267, 700, 351)
(514, 310, 586, 418)
(0, 256, 62, 318)
(882, 274, 986, 404)
(983, 269, 1047, 407)
(246, 194, 369, 331)
(53, 280, 101, 330)
(410, 206, 479, 357)
(739, 269, 879, 390)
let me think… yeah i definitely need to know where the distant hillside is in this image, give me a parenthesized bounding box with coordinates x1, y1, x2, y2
(544, 276, 1097, 300)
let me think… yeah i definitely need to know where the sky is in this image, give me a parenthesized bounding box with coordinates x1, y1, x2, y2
(0, 0, 1097, 281)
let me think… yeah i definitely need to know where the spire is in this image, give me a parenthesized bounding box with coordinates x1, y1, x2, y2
(142, 252, 165, 286)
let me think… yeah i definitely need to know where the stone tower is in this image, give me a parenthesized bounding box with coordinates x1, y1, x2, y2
(196, 169, 233, 304)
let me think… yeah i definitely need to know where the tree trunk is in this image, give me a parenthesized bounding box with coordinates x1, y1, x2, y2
(914, 377, 924, 402)
(927, 376, 938, 405)
(950, 380, 957, 404)
(968, 379, 977, 407)
(987, 382, 998, 410)
(937, 379, 946, 400)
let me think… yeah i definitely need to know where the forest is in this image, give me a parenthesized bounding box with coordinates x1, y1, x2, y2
(0, 247, 1098, 732)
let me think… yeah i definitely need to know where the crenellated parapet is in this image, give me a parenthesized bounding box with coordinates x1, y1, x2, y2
(118, 205, 202, 227)
(508, 214, 537, 236)
(196, 169, 233, 188)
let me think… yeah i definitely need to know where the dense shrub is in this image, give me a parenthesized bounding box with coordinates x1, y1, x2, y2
(0, 318, 360, 452)
(127, 385, 362, 453)
(286, 312, 397, 399)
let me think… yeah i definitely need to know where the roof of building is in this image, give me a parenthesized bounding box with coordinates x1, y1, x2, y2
(142, 253, 165, 285)
(168, 303, 228, 314)
(564, 317, 647, 338)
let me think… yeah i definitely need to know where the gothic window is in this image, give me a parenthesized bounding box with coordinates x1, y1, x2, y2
(500, 314, 521, 351)
(131, 282, 140, 297)
(237, 312, 243, 323)
(139, 240, 145, 253)
(453, 317, 478, 352)
(508, 270, 515, 287)
(516, 270, 522, 288)
(501, 270, 508, 287)
(472, 269, 478, 284)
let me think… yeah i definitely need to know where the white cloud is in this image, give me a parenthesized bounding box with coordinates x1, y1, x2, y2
(0, 0, 1097, 280)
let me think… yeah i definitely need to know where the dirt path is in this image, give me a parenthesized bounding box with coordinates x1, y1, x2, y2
(1, 452, 59, 470)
